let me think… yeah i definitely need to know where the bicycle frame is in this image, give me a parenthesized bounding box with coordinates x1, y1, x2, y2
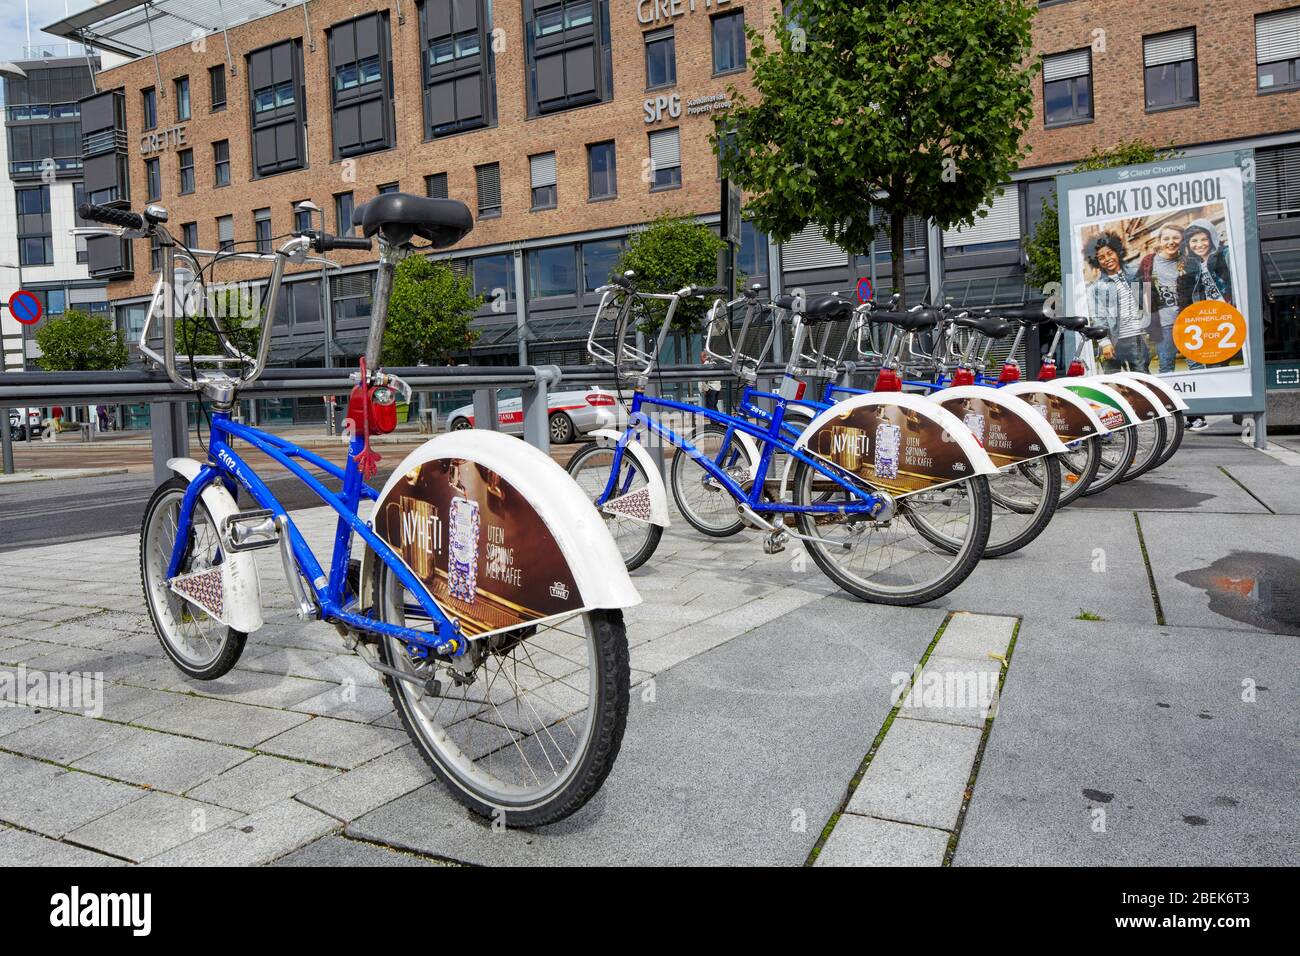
(164, 413, 467, 659)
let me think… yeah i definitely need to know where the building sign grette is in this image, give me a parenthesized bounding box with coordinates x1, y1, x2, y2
(637, 0, 731, 26)
(1056, 150, 1267, 416)
(140, 125, 187, 155)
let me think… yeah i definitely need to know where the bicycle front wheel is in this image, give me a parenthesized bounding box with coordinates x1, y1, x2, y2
(1154, 410, 1185, 468)
(1057, 436, 1101, 507)
(669, 423, 749, 537)
(1118, 417, 1167, 483)
(1082, 425, 1137, 497)
(983, 456, 1061, 557)
(791, 463, 991, 606)
(566, 441, 662, 571)
(376, 565, 629, 829)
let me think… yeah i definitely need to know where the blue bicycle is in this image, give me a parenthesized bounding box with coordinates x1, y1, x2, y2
(566, 275, 997, 606)
(79, 195, 640, 827)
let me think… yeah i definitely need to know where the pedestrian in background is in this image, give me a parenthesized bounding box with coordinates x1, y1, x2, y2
(700, 351, 723, 412)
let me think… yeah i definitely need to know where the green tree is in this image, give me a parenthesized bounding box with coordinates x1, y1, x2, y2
(721, 0, 1038, 305)
(34, 309, 129, 371)
(616, 215, 726, 332)
(382, 255, 481, 366)
(176, 286, 262, 361)
(1023, 139, 1181, 289)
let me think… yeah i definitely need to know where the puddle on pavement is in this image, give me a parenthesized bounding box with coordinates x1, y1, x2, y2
(1176, 552, 1300, 635)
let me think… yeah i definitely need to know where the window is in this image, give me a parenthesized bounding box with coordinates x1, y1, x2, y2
(145, 157, 161, 201)
(473, 253, 515, 305)
(329, 13, 395, 158)
(426, 172, 448, 198)
(293, 202, 313, 232)
(46, 290, 66, 315)
(15, 186, 52, 266)
(1144, 29, 1197, 109)
(178, 148, 194, 194)
(645, 27, 676, 89)
(711, 10, 746, 75)
(209, 65, 226, 111)
(335, 192, 355, 235)
(1254, 144, 1300, 218)
(213, 140, 230, 187)
(150, 233, 162, 271)
(530, 152, 557, 209)
(421, 0, 496, 138)
(142, 87, 156, 130)
(526, 0, 613, 116)
(648, 127, 681, 190)
(582, 239, 623, 292)
(476, 162, 501, 218)
(291, 279, 322, 325)
(528, 245, 577, 297)
(254, 208, 272, 253)
(248, 39, 307, 176)
(1257, 8, 1300, 91)
(587, 140, 616, 199)
(738, 221, 769, 279)
(174, 76, 190, 120)
(332, 271, 374, 323)
(378, 182, 399, 194)
(217, 215, 234, 252)
(73, 182, 88, 263)
(182, 221, 198, 248)
(1042, 49, 1092, 126)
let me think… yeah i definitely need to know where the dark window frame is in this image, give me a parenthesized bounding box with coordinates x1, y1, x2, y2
(648, 127, 682, 192)
(178, 148, 195, 194)
(15, 184, 52, 267)
(1042, 48, 1094, 128)
(145, 156, 161, 201)
(525, 0, 614, 118)
(476, 162, 501, 219)
(644, 26, 676, 90)
(420, 0, 497, 140)
(426, 171, 449, 198)
(328, 11, 397, 159)
(710, 9, 747, 77)
(334, 191, 356, 235)
(1257, 9, 1300, 93)
(209, 65, 227, 111)
(530, 151, 557, 210)
(1143, 28, 1199, 111)
(141, 86, 157, 130)
(254, 207, 273, 253)
(587, 139, 616, 200)
(213, 139, 231, 187)
(247, 38, 308, 178)
(174, 75, 191, 121)
(217, 214, 234, 252)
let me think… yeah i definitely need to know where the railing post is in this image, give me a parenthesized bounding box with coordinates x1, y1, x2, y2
(472, 387, 499, 432)
(0, 404, 14, 475)
(522, 364, 560, 453)
(150, 400, 190, 486)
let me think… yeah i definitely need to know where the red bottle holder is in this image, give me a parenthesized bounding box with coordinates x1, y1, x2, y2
(873, 367, 902, 392)
(997, 362, 1021, 384)
(1037, 360, 1057, 381)
(952, 367, 976, 386)
(1066, 360, 1086, 377)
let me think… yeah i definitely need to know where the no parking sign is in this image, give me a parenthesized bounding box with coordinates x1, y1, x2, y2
(8, 290, 42, 325)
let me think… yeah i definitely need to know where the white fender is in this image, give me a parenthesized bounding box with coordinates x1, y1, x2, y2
(927, 385, 1069, 464)
(1091, 374, 1171, 421)
(360, 430, 641, 636)
(1116, 371, 1190, 412)
(1058, 379, 1142, 431)
(732, 430, 762, 482)
(1001, 380, 1112, 439)
(795, 391, 999, 497)
(166, 457, 264, 633)
(589, 428, 671, 528)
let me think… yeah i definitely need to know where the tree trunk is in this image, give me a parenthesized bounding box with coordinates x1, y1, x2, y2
(890, 211, 907, 308)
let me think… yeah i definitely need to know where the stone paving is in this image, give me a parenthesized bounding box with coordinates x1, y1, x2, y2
(0, 427, 1296, 866)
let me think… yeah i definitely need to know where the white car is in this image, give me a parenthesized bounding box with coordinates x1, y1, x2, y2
(445, 387, 626, 444)
(6, 407, 45, 441)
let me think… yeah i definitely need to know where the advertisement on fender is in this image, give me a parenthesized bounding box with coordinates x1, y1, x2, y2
(806, 404, 976, 495)
(1057, 151, 1267, 415)
(376, 458, 585, 638)
(936, 396, 1048, 469)
(1007, 389, 1100, 442)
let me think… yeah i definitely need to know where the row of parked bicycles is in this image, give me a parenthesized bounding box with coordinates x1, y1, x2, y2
(567, 276, 1189, 606)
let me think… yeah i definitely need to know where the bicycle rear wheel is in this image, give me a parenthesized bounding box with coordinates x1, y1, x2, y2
(1154, 411, 1185, 468)
(1057, 436, 1101, 507)
(1081, 425, 1137, 497)
(670, 423, 750, 537)
(983, 456, 1061, 557)
(1117, 418, 1167, 483)
(566, 441, 662, 571)
(791, 463, 990, 606)
(376, 564, 629, 828)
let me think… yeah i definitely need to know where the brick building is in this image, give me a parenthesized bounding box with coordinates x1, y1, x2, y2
(36, 0, 1300, 422)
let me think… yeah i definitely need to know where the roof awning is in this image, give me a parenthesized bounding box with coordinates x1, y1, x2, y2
(43, 0, 311, 59)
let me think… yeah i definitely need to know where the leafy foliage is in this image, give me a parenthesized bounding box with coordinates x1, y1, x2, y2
(721, 0, 1038, 305)
(34, 309, 129, 371)
(1023, 140, 1181, 289)
(382, 255, 481, 367)
(616, 215, 726, 332)
(175, 286, 262, 362)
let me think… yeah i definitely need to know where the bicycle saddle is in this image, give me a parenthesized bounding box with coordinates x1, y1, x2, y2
(804, 294, 855, 323)
(869, 307, 940, 331)
(1079, 324, 1110, 341)
(1049, 314, 1089, 331)
(993, 302, 1053, 325)
(772, 294, 795, 311)
(353, 193, 473, 249)
(952, 314, 1012, 339)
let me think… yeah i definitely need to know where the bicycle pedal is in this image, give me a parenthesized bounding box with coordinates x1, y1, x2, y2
(763, 531, 786, 555)
(223, 509, 280, 551)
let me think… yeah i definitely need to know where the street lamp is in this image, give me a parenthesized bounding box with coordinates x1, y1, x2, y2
(296, 200, 339, 434)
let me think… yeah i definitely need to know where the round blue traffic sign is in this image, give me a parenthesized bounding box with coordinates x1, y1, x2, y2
(856, 277, 873, 303)
(9, 290, 42, 325)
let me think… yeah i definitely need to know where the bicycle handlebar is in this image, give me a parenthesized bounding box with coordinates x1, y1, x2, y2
(308, 231, 372, 252)
(78, 202, 144, 231)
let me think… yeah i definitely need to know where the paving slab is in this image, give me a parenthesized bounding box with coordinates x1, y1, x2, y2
(896, 655, 1003, 728)
(813, 814, 949, 867)
(73, 730, 251, 793)
(258, 717, 407, 770)
(185, 754, 340, 814)
(0, 702, 58, 735)
(65, 792, 242, 863)
(134, 695, 311, 748)
(0, 712, 137, 764)
(0, 751, 147, 839)
(1218, 464, 1300, 515)
(1136, 512, 1300, 636)
(954, 620, 1300, 866)
(294, 745, 433, 822)
(347, 596, 946, 866)
(1071, 465, 1269, 515)
(273, 834, 447, 866)
(144, 799, 338, 865)
(0, 824, 127, 866)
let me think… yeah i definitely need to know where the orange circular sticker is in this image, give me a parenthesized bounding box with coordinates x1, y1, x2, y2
(1173, 301, 1246, 365)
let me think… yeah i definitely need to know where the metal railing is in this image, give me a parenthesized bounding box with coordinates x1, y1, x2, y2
(0, 363, 760, 483)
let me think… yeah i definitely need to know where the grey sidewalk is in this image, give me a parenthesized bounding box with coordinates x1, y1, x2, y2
(0, 432, 1296, 866)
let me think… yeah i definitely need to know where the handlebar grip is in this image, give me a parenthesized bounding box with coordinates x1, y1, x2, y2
(316, 233, 373, 252)
(691, 286, 730, 297)
(78, 203, 144, 230)
(609, 273, 634, 291)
